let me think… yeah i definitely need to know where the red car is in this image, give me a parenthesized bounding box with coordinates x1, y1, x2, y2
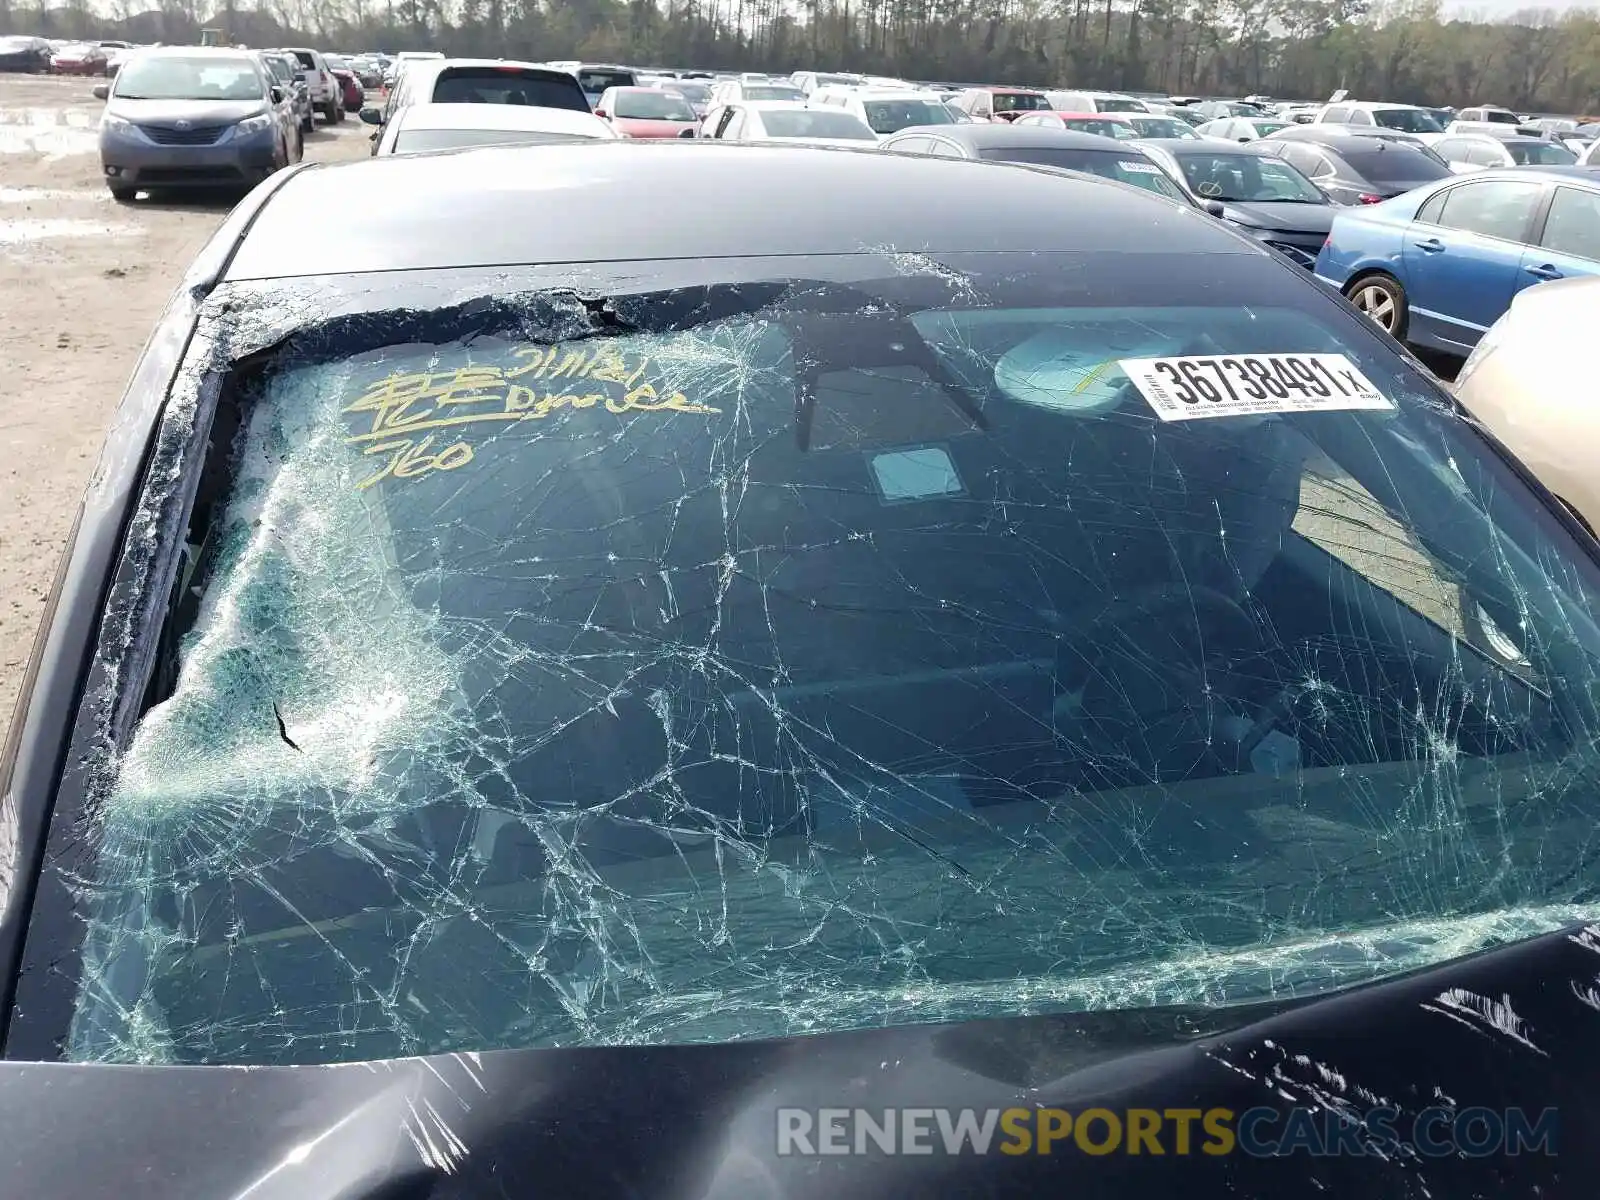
(594, 86, 699, 138)
(332, 68, 363, 114)
(50, 42, 108, 75)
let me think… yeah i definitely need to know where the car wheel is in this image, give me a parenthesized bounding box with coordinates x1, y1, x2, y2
(108, 184, 136, 202)
(319, 100, 336, 122)
(1344, 272, 1408, 339)
(301, 113, 313, 133)
(333, 103, 345, 124)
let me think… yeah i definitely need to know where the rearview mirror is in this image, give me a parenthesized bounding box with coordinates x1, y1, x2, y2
(678, 126, 696, 138)
(359, 107, 381, 124)
(92, 84, 108, 101)
(1202, 199, 1225, 217)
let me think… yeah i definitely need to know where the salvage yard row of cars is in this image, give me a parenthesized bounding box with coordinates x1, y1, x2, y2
(7, 42, 1600, 1200)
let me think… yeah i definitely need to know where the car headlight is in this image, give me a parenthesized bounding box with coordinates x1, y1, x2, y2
(236, 112, 274, 135)
(101, 114, 135, 135)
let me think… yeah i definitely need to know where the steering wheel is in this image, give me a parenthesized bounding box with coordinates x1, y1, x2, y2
(1053, 583, 1274, 784)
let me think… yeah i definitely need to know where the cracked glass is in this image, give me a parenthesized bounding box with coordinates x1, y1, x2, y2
(43, 252, 1600, 1066)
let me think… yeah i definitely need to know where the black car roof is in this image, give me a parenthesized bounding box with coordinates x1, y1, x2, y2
(225, 141, 1248, 280)
(893, 123, 1136, 151)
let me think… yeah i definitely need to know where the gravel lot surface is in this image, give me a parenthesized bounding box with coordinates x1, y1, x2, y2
(0, 73, 371, 740)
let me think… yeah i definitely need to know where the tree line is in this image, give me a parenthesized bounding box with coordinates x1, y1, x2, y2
(5, 0, 1598, 114)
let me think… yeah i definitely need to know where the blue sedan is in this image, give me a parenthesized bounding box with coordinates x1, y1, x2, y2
(1314, 165, 1600, 354)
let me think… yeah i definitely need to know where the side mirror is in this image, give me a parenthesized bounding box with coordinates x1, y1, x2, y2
(359, 107, 381, 125)
(271, 86, 284, 104)
(678, 126, 696, 138)
(593, 108, 607, 118)
(1238, 135, 1251, 142)
(92, 84, 109, 101)
(1202, 199, 1225, 217)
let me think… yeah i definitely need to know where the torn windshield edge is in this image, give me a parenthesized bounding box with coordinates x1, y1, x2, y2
(13, 253, 1600, 1061)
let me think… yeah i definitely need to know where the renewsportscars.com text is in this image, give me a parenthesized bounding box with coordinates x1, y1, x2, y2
(775, 1106, 1559, 1158)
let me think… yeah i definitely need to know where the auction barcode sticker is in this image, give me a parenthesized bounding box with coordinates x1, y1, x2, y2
(1118, 353, 1395, 422)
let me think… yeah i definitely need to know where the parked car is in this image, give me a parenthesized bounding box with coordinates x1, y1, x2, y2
(880, 123, 1189, 203)
(260, 50, 314, 135)
(1313, 99, 1446, 135)
(280, 46, 341, 123)
(1431, 132, 1577, 172)
(653, 78, 712, 118)
(593, 86, 699, 138)
(0, 35, 53, 72)
(1315, 166, 1600, 353)
(810, 87, 959, 138)
(1120, 112, 1203, 140)
(370, 102, 616, 154)
(699, 100, 877, 146)
(252, 51, 305, 158)
(6, 136, 1600, 1200)
(542, 60, 637, 106)
(1452, 275, 1600, 535)
(49, 42, 108, 75)
(1041, 89, 1151, 114)
(951, 85, 1052, 122)
(1014, 111, 1139, 140)
(93, 47, 299, 202)
(707, 77, 806, 107)
(1137, 139, 1336, 267)
(368, 59, 592, 155)
(1196, 116, 1291, 142)
(1258, 132, 1453, 204)
(331, 65, 363, 113)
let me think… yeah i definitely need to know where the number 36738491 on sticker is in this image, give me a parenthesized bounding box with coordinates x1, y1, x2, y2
(1118, 353, 1395, 422)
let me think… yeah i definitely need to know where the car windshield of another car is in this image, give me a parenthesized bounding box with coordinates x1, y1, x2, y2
(1372, 107, 1444, 133)
(613, 90, 696, 120)
(1095, 97, 1147, 113)
(993, 91, 1051, 112)
(1062, 117, 1135, 139)
(114, 55, 263, 101)
(760, 108, 876, 139)
(431, 69, 588, 111)
(392, 129, 594, 153)
(666, 82, 710, 103)
(324, 55, 348, 70)
(1177, 150, 1324, 201)
(1129, 116, 1196, 139)
(745, 85, 805, 102)
(863, 98, 955, 132)
(979, 146, 1186, 199)
(48, 251, 1600, 1069)
(578, 69, 634, 94)
(1507, 139, 1577, 164)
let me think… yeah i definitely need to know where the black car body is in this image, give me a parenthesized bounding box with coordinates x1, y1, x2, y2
(0, 34, 51, 72)
(1137, 138, 1336, 267)
(5, 141, 1600, 1198)
(1260, 130, 1454, 205)
(261, 49, 314, 134)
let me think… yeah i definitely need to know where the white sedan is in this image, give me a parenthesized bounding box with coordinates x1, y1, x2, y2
(699, 100, 879, 147)
(372, 102, 617, 155)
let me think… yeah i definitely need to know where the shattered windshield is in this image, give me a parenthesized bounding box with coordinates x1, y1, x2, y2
(50, 254, 1600, 1066)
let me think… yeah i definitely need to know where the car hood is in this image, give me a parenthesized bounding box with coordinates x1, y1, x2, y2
(1221, 199, 1335, 233)
(0, 926, 1592, 1199)
(612, 116, 699, 137)
(107, 98, 267, 124)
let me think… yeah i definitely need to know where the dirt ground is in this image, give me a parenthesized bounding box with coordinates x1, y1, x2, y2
(0, 72, 371, 738)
